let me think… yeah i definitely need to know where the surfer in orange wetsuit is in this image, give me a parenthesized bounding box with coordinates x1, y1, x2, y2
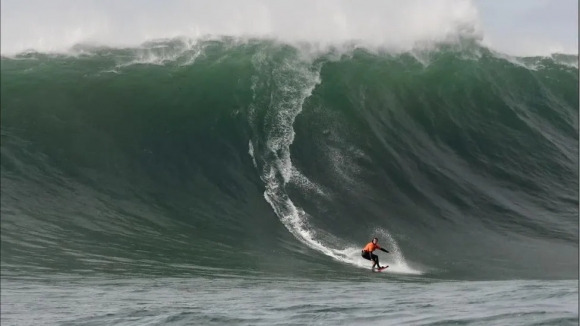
(361, 237, 390, 270)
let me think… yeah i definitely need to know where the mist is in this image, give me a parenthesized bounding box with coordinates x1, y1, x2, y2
(1, 0, 577, 56)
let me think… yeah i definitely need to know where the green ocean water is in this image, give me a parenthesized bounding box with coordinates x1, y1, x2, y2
(1, 38, 578, 325)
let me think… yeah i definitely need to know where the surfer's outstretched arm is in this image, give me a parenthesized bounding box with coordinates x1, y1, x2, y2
(380, 248, 389, 253)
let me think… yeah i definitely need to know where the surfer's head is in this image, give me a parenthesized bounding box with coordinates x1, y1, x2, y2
(372, 237, 378, 244)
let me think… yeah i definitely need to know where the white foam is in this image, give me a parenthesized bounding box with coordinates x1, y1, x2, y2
(248, 141, 258, 169)
(1, 0, 482, 55)
(113, 38, 204, 68)
(336, 246, 422, 275)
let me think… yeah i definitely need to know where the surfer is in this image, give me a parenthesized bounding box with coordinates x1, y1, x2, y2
(361, 237, 389, 270)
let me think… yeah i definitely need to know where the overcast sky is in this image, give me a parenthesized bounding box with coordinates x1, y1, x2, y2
(1, 0, 577, 55)
(475, 0, 577, 55)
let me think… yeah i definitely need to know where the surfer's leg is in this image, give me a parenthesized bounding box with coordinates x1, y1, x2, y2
(372, 254, 379, 268)
(363, 251, 376, 269)
(361, 251, 371, 261)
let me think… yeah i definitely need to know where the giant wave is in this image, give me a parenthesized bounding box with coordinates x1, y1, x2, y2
(1, 38, 578, 280)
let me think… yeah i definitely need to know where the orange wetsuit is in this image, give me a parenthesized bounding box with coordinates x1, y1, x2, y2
(362, 242, 381, 253)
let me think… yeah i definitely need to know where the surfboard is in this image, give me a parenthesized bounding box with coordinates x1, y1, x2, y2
(374, 266, 389, 272)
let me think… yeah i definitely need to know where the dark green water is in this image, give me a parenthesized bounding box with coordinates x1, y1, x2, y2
(1, 38, 578, 281)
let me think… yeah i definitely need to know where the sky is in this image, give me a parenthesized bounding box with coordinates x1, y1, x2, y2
(475, 0, 578, 55)
(1, 0, 577, 56)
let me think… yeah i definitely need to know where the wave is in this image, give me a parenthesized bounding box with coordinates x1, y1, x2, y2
(1, 38, 578, 280)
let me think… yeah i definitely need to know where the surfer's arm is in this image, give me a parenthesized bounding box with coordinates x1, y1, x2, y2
(379, 248, 389, 253)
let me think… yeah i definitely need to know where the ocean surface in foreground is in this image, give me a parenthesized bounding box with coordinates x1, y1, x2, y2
(1, 275, 578, 326)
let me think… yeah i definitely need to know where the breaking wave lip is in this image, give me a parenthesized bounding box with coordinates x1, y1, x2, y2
(1, 0, 483, 56)
(5, 36, 575, 78)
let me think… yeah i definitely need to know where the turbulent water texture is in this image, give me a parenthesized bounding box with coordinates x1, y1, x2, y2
(1, 38, 578, 281)
(2, 277, 578, 326)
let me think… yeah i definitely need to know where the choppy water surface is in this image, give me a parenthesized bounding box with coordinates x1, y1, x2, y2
(2, 276, 577, 326)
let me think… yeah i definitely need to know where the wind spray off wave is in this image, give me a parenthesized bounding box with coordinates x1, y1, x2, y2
(1, 0, 482, 55)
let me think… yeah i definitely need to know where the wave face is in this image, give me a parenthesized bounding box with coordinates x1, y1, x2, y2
(1, 38, 578, 280)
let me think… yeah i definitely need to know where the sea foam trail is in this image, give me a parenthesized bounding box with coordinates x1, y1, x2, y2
(247, 44, 421, 275)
